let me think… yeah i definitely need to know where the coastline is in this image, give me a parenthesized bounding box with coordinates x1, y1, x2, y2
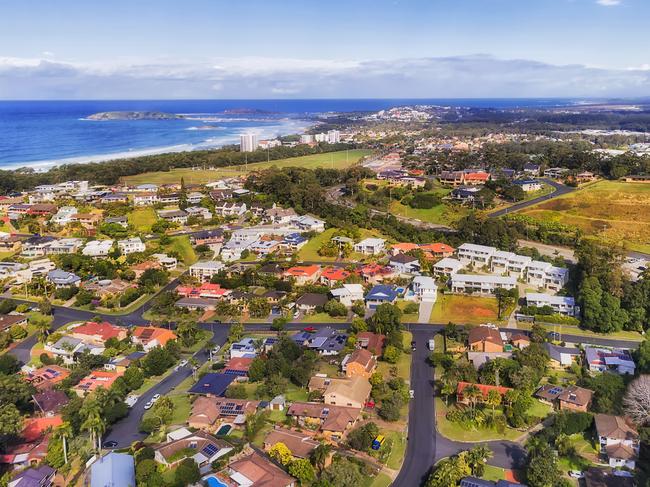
(2, 118, 313, 172)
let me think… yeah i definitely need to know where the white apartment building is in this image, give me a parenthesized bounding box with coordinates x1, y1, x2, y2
(300, 134, 315, 144)
(189, 261, 226, 282)
(450, 274, 517, 295)
(542, 266, 570, 291)
(490, 251, 532, 278)
(525, 292, 576, 316)
(525, 260, 569, 290)
(82, 240, 114, 257)
(134, 192, 160, 206)
(457, 243, 496, 267)
(240, 133, 259, 152)
(118, 237, 146, 255)
(411, 275, 438, 302)
(433, 257, 464, 278)
(354, 238, 386, 255)
(327, 130, 341, 144)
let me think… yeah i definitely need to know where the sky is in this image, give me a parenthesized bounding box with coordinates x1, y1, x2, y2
(0, 0, 649, 99)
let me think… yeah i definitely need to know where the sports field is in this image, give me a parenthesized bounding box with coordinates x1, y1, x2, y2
(122, 149, 373, 185)
(519, 180, 650, 253)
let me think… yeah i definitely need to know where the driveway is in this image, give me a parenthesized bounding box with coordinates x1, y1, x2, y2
(418, 300, 434, 324)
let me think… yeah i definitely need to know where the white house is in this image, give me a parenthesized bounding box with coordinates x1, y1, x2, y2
(542, 266, 570, 291)
(450, 274, 516, 295)
(292, 215, 326, 232)
(118, 237, 146, 255)
(214, 202, 247, 217)
(189, 261, 226, 282)
(330, 283, 365, 307)
(46, 238, 84, 255)
(525, 292, 576, 316)
(389, 253, 420, 274)
(220, 237, 257, 262)
(513, 180, 543, 192)
(157, 209, 188, 225)
(354, 238, 386, 255)
(433, 257, 464, 278)
(51, 206, 78, 225)
(185, 206, 212, 220)
(153, 253, 178, 271)
(133, 192, 160, 206)
(490, 251, 532, 278)
(411, 275, 438, 302)
(595, 414, 640, 469)
(82, 240, 114, 257)
(456, 243, 496, 267)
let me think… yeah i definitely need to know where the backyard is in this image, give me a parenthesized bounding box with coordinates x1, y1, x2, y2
(122, 149, 373, 185)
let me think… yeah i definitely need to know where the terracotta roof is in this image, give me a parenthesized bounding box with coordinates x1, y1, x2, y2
(229, 452, 295, 487)
(132, 326, 177, 346)
(321, 267, 351, 282)
(606, 443, 636, 460)
(420, 242, 455, 253)
(347, 349, 376, 372)
(188, 396, 219, 426)
(286, 402, 361, 433)
(392, 243, 419, 253)
(457, 381, 512, 400)
(468, 326, 504, 347)
(22, 417, 62, 443)
(264, 428, 319, 458)
(356, 332, 386, 355)
(594, 414, 638, 441)
(71, 321, 124, 341)
(286, 264, 320, 277)
(225, 357, 254, 373)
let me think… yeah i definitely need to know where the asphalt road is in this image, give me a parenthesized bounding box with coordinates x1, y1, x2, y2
(488, 178, 576, 218)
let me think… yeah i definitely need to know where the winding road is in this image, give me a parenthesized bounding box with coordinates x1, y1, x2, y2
(488, 178, 575, 218)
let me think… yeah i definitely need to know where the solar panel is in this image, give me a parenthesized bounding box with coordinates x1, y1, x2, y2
(202, 444, 219, 456)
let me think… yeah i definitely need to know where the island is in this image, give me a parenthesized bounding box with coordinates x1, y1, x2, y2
(86, 111, 184, 120)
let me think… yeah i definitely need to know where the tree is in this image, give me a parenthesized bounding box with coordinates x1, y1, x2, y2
(151, 396, 174, 425)
(466, 446, 492, 477)
(323, 458, 363, 487)
(623, 375, 650, 426)
(271, 316, 288, 334)
(486, 389, 502, 414)
(0, 403, 22, 436)
(526, 445, 560, 487)
(382, 345, 401, 364)
(370, 303, 402, 335)
(0, 354, 20, 375)
(530, 323, 547, 343)
(347, 422, 379, 451)
(39, 298, 53, 316)
(581, 372, 626, 414)
(289, 458, 316, 484)
(636, 337, 650, 373)
(0, 374, 34, 412)
(32, 315, 52, 343)
(269, 442, 293, 466)
(123, 366, 145, 391)
(80, 396, 106, 451)
(463, 385, 483, 413)
(57, 421, 73, 465)
(310, 443, 333, 473)
(229, 322, 244, 342)
(425, 454, 471, 487)
(174, 458, 200, 486)
(136, 459, 162, 486)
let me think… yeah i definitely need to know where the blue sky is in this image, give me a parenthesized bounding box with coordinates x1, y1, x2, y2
(0, 0, 648, 98)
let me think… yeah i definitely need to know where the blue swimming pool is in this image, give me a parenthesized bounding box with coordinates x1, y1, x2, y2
(216, 424, 232, 436)
(206, 477, 228, 487)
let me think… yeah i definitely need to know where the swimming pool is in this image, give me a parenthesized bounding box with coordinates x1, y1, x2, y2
(206, 477, 228, 487)
(216, 424, 232, 436)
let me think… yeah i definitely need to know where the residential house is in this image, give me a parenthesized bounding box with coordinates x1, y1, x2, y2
(526, 261, 569, 291)
(330, 283, 365, 307)
(523, 163, 541, 176)
(188, 373, 236, 397)
(320, 267, 351, 287)
(390, 243, 419, 255)
(293, 215, 325, 232)
(294, 327, 349, 356)
(21, 236, 56, 257)
(89, 452, 135, 487)
(73, 370, 124, 396)
(249, 238, 281, 256)
(286, 402, 362, 441)
(0, 417, 62, 470)
(463, 171, 490, 185)
(411, 275, 438, 302)
(585, 347, 636, 375)
(285, 264, 321, 285)
(354, 237, 386, 255)
(190, 229, 224, 248)
(153, 429, 232, 471)
(535, 384, 593, 412)
(281, 232, 308, 251)
(356, 332, 386, 356)
(176, 282, 230, 299)
(32, 389, 69, 417)
(101, 193, 129, 205)
(357, 263, 395, 284)
(544, 167, 569, 179)
(584, 468, 634, 487)
(224, 357, 254, 377)
(265, 204, 298, 224)
(214, 202, 247, 217)
(365, 284, 399, 309)
(468, 326, 504, 352)
(83, 277, 137, 297)
(185, 206, 212, 220)
(189, 260, 226, 282)
(295, 293, 328, 314)
(263, 427, 319, 459)
(420, 242, 455, 260)
(0, 313, 27, 331)
(321, 376, 372, 408)
(158, 193, 180, 205)
(157, 209, 188, 225)
(44, 238, 83, 255)
(50, 206, 78, 225)
(131, 326, 177, 351)
(8, 465, 56, 487)
(130, 260, 162, 279)
(82, 240, 114, 257)
(25, 365, 70, 391)
(456, 382, 512, 405)
(457, 243, 496, 267)
(117, 237, 145, 255)
(513, 179, 543, 192)
(433, 257, 464, 278)
(226, 452, 296, 487)
(594, 414, 639, 468)
(69, 321, 127, 345)
(44, 336, 86, 364)
(389, 253, 420, 274)
(526, 293, 576, 316)
(439, 170, 466, 187)
(341, 349, 376, 378)
(187, 192, 204, 204)
(229, 338, 258, 359)
(450, 274, 516, 295)
(544, 343, 582, 368)
(133, 192, 159, 206)
(46, 269, 81, 288)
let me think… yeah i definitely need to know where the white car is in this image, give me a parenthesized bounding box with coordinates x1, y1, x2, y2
(409, 390, 415, 399)
(143, 401, 153, 410)
(568, 471, 584, 479)
(151, 394, 161, 402)
(125, 394, 139, 408)
(212, 345, 221, 354)
(178, 359, 188, 367)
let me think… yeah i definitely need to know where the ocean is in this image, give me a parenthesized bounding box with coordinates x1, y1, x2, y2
(0, 98, 581, 170)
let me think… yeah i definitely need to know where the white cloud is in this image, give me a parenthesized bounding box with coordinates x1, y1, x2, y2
(0, 54, 648, 99)
(596, 0, 621, 6)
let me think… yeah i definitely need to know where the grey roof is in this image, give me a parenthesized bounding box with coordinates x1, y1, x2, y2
(91, 452, 135, 487)
(543, 343, 581, 362)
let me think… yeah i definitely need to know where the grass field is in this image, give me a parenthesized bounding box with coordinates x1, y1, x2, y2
(128, 207, 157, 232)
(429, 294, 501, 325)
(519, 180, 650, 252)
(164, 235, 197, 265)
(122, 149, 373, 185)
(389, 200, 469, 226)
(297, 227, 393, 262)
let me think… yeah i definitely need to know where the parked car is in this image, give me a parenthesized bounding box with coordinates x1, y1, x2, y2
(569, 471, 584, 479)
(409, 390, 415, 399)
(143, 401, 153, 410)
(303, 326, 316, 333)
(151, 394, 161, 402)
(411, 341, 416, 351)
(178, 359, 188, 367)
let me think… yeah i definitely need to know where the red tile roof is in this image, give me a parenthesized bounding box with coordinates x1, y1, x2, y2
(71, 321, 124, 341)
(321, 267, 351, 282)
(286, 264, 321, 277)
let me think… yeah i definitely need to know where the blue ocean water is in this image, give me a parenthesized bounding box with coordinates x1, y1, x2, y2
(0, 98, 580, 169)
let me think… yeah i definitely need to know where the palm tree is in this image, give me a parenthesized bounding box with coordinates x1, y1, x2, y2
(80, 398, 105, 452)
(466, 446, 492, 476)
(463, 385, 482, 413)
(441, 380, 456, 407)
(189, 357, 199, 379)
(486, 389, 502, 415)
(57, 421, 73, 464)
(33, 316, 51, 343)
(310, 443, 333, 473)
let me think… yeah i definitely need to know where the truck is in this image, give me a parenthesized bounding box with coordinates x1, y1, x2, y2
(428, 339, 435, 351)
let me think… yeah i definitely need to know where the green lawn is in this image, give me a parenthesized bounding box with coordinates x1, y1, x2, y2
(435, 398, 522, 442)
(397, 301, 419, 322)
(386, 430, 407, 470)
(527, 399, 552, 419)
(376, 331, 413, 383)
(165, 235, 197, 265)
(429, 294, 501, 325)
(363, 473, 393, 487)
(128, 207, 157, 232)
(123, 149, 373, 185)
(297, 227, 392, 262)
(516, 321, 644, 342)
(300, 312, 348, 323)
(482, 465, 507, 482)
(390, 199, 469, 226)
